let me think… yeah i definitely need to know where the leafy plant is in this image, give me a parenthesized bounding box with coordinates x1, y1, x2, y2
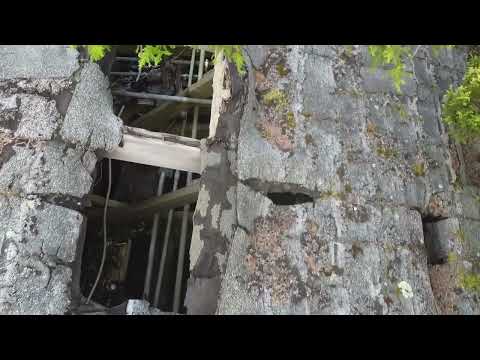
(192, 45, 246, 74)
(70, 45, 111, 61)
(442, 55, 480, 144)
(136, 45, 175, 69)
(71, 45, 246, 74)
(368, 45, 454, 93)
(459, 271, 480, 293)
(368, 45, 412, 93)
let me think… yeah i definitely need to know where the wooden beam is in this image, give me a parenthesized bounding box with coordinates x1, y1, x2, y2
(129, 180, 200, 219)
(87, 194, 128, 208)
(132, 69, 214, 131)
(100, 132, 201, 174)
(122, 126, 201, 148)
(86, 180, 200, 222)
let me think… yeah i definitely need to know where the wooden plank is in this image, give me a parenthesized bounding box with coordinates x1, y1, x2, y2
(129, 180, 200, 219)
(86, 207, 194, 223)
(87, 194, 128, 208)
(122, 126, 201, 148)
(100, 133, 201, 174)
(132, 69, 214, 131)
(86, 181, 200, 222)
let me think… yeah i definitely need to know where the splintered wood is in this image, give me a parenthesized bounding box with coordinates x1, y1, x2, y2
(101, 126, 202, 174)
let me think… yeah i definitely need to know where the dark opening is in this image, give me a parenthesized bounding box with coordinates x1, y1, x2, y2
(422, 215, 449, 265)
(79, 46, 210, 314)
(80, 159, 196, 313)
(266, 192, 314, 205)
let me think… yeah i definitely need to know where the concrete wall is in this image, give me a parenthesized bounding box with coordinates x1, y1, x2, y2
(187, 45, 480, 314)
(0, 46, 122, 314)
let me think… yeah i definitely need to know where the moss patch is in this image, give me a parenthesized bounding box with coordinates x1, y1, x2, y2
(412, 161, 426, 177)
(262, 88, 289, 112)
(459, 271, 480, 293)
(276, 63, 290, 77)
(305, 133, 315, 146)
(377, 145, 398, 159)
(344, 183, 352, 194)
(286, 112, 296, 129)
(319, 189, 346, 201)
(392, 103, 408, 120)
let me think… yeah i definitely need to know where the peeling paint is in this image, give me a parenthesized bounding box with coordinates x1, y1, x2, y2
(209, 56, 231, 138)
(189, 224, 204, 271)
(211, 203, 221, 229)
(196, 185, 210, 218)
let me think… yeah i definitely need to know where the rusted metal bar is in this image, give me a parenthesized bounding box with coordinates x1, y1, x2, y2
(187, 49, 196, 88)
(115, 57, 200, 66)
(112, 90, 212, 106)
(144, 170, 166, 301)
(173, 48, 205, 313)
(115, 56, 137, 62)
(111, 71, 142, 76)
(112, 71, 198, 79)
(153, 114, 188, 308)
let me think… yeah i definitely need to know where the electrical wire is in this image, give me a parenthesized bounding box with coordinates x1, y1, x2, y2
(85, 105, 125, 305)
(85, 157, 111, 305)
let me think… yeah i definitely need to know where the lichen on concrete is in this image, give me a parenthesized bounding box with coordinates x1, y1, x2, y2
(61, 62, 122, 151)
(209, 45, 480, 314)
(0, 46, 79, 80)
(0, 45, 123, 314)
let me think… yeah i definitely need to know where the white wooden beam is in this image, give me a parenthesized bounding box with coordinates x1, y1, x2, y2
(101, 132, 201, 174)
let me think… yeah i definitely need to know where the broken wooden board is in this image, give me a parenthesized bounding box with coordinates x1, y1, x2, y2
(130, 179, 200, 218)
(132, 69, 214, 131)
(100, 132, 201, 174)
(87, 194, 128, 208)
(122, 126, 201, 147)
(86, 180, 200, 223)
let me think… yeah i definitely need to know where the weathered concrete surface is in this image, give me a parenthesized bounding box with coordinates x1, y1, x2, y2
(125, 299, 174, 315)
(185, 58, 244, 314)
(61, 63, 122, 151)
(0, 46, 79, 80)
(188, 45, 480, 314)
(0, 46, 122, 314)
(2, 45, 478, 315)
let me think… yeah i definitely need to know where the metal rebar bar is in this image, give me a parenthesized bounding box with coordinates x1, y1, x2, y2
(143, 170, 166, 301)
(174, 59, 200, 66)
(112, 90, 212, 106)
(115, 56, 138, 62)
(153, 114, 188, 309)
(197, 49, 206, 82)
(115, 57, 200, 66)
(187, 49, 196, 88)
(172, 49, 205, 313)
(111, 71, 142, 76)
(124, 233, 132, 283)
